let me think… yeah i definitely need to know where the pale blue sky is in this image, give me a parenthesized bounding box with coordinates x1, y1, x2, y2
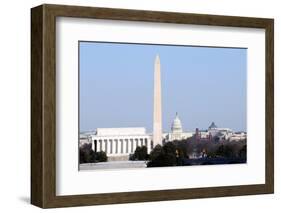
(79, 42, 247, 133)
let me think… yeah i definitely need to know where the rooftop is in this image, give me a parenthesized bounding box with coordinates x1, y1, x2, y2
(96, 127, 146, 136)
(209, 122, 218, 129)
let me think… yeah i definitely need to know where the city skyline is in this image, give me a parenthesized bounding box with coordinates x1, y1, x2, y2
(79, 42, 247, 133)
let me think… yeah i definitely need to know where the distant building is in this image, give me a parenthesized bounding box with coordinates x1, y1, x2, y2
(81, 128, 152, 160)
(79, 133, 92, 147)
(195, 128, 212, 141)
(165, 113, 193, 142)
(208, 122, 233, 140)
(229, 131, 247, 141)
(195, 122, 246, 142)
(189, 148, 207, 159)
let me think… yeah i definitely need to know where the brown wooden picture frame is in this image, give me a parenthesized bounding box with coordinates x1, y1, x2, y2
(31, 4, 274, 208)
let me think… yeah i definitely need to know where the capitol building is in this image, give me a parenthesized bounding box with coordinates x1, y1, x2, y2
(80, 55, 246, 160)
(164, 113, 193, 141)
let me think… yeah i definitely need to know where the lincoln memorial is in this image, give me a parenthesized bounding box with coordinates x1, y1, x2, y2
(88, 128, 152, 160)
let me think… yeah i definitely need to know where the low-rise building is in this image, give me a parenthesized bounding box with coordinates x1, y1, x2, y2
(81, 127, 152, 160)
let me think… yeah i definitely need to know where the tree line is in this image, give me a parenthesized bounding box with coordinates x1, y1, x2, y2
(132, 138, 247, 167)
(79, 143, 107, 164)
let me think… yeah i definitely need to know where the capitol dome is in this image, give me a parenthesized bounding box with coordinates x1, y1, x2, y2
(171, 113, 183, 133)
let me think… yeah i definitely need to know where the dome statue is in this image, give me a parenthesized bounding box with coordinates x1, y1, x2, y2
(171, 112, 183, 133)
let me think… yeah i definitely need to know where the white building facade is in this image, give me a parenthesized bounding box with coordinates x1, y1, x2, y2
(229, 132, 247, 141)
(165, 113, 193, 142)
(196, 122, 247, 142)
(84, 128, 152, 158)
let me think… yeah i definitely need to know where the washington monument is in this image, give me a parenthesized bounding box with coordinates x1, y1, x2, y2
(153, 55, 163, 146)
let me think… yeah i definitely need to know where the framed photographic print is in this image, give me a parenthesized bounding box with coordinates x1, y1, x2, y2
(31, 4, 274, 208)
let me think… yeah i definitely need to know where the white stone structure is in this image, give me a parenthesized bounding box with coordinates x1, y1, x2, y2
(195, 122, 246, 142)
(79, 133, 91, 147)
(229, 132, 247, 141)
(165, 113, 193, 141)
(89, 128, 152, 157)
(153, 55, 163, 146)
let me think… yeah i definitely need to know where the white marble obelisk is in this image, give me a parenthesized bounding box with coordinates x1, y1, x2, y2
(153, 55, 163, 147)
